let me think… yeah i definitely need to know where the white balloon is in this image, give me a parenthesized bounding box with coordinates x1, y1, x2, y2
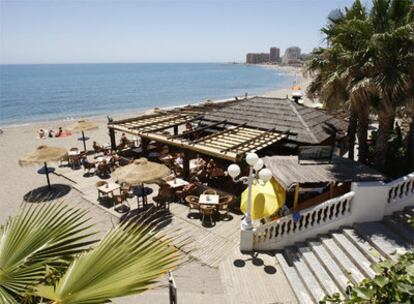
(259, 168, 272, 182)
(227, 164, 241, 178)
(245, 152, 259, 166)
(253, 158, 264, 171)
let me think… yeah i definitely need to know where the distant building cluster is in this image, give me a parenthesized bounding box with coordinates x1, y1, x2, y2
(246, 46, 303, 66)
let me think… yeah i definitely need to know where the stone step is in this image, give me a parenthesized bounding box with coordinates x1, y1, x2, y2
(341, 227, 383, 264)
(320, 236, 366, 284)
(275, 252, 315, 304)
(308, 240, 350, 295)
(297, 244, 343, 297)
(284, 247, 326, 303)
(403, 206, 414, 216)
(383, 215, 414, 245)
(354, 222, 411, 260)
(331, 232, 376, 278)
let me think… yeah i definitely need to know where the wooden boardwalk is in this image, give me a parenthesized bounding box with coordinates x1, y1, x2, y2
(55, 165, 242, 268)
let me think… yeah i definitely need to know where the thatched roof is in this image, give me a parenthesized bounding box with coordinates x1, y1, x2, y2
(203, 97, 348, 144)
(262, 155, 386, 189)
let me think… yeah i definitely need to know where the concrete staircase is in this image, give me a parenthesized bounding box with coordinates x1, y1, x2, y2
(275, 206, 414, 304)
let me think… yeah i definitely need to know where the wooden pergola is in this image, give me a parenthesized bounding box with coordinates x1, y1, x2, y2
(108, 111, 288, 166)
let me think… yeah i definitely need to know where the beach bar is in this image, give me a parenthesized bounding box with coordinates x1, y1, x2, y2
(107, 97, 349, 180)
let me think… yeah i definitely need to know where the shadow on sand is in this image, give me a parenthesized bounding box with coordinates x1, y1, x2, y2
(23, 184, 72, 203)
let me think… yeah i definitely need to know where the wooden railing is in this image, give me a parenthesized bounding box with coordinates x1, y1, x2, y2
(387, 173, 414, 204)
(253, 192, 354, 249)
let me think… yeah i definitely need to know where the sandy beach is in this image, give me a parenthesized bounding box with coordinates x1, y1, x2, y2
(0, 66, 310, 303)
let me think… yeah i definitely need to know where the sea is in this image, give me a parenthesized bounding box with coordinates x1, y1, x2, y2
(0, 63, 294, 126)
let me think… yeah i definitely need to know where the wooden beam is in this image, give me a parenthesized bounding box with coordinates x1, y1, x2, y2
(220, 129, 276, 152)
(143, 116, 202, 133)
(168, 120, 227, 139)
(293, 183, 300, 211)
(131, 114, 184, 130)
(192, 123, 247, 144)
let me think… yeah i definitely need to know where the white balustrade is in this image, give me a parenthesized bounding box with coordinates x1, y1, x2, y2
(252, 192, 354, 250)
(240, 172, 414, 252)
(387, 173, 414, 205)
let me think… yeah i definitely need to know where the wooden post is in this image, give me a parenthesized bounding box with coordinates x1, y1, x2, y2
(329, 182, 335, 198)
(109, 128, 116, 150)
(293, 183, 300, 211)
(141, 138, 149, 155)
(173, 125, 178, 136)
(183, 150, 190, 180)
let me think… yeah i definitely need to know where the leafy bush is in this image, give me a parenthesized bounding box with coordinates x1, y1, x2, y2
(321, 252, 414, 303)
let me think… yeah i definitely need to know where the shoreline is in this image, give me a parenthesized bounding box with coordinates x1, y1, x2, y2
(0, 64, 318, 130)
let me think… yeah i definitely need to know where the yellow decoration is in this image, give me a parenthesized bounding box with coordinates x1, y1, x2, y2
(240, 178, 285, 220)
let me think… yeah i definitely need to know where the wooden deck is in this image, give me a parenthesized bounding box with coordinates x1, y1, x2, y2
(55, 165, 242, 268)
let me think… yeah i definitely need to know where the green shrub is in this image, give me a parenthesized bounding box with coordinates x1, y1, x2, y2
(321, 252, 414, 303)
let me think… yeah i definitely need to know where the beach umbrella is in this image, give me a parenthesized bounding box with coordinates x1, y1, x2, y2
(240, 178, 285, 220)
(113, 158, 169, 186)
(19, 145, 67, 189)
(67, 120, 98, 151)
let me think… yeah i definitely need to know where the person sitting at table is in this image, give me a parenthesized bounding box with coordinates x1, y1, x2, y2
(96, 159, 111, 176)
(117, 133, 131, 150)
(175, 153, 184, 166)
(194, 154, 206, 169)
(185, 122, 193, 132)
(206, 159, 216, 177)
(109, 151, 121, 168)
(55, 127, 63, 137)
(176, 177, 199, 203)
(81, 155, 96, 174)
(93, 141, 104, 154)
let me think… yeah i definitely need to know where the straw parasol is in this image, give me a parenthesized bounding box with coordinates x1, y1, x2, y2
(67, 120, 98, 151)
(113, 158, 170, 186)
(19, 145, 67, 189)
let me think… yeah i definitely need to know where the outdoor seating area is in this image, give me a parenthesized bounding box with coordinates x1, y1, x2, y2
(52, 127, 238, 230)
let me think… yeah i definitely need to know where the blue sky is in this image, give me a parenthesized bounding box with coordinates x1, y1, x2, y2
(0, 0, 357, 64)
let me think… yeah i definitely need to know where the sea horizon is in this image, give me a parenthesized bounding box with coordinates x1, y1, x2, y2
(0, 62, 295, 126)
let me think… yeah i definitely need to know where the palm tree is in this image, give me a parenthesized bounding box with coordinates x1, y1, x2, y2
(368, 0, 414, 170)
(307, 0, 414, 171)
(0, 203, 182, 303)
(307, 0, 370, 162)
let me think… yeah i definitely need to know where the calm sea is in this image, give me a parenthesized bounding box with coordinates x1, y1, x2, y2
(0, 63, 294, 125)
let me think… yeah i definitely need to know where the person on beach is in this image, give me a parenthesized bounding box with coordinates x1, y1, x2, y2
(48, 129, 55, 138)
(55, 127, 63, 137)
(38, 129, 46, 139)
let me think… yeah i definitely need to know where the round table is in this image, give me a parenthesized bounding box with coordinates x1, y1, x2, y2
(37, 166, 55, 175)
(133, 186, 154, 208)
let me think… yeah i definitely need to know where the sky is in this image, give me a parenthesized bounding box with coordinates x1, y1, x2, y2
(0, 0, 358, 64)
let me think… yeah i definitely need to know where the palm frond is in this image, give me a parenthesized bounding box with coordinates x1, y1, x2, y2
(35, 210, 183, 304)
(0, 202, 97, 299)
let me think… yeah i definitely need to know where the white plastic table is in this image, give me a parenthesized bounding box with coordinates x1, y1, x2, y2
(97, 182, 120, 196)
(166, 178, 189, 189)
(199, 194, 219, 205)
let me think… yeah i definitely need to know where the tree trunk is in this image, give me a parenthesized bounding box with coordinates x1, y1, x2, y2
(347, 106, 358, 160)
(375, 110, 395, 171)
(357, 105, 369, 163)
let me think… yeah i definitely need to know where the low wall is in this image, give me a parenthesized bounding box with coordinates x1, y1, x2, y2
(240, 172, 414, 251)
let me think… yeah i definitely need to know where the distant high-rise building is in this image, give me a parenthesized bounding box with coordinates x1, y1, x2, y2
(283, 47, 301, 65)
(269, 47, 280, 62)
(246, 53, 270, 64)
